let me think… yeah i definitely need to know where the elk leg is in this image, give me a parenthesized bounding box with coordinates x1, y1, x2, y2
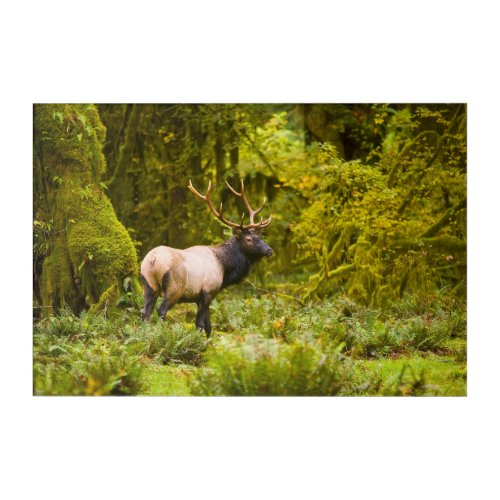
(204, 308, 212, 337)
(157, 297, 169, 319)
(157, 271, 173, 320)
(157, 293, 182, 320)
(141, 275, 158, 321)
(196, 291, 212, 337)
(195, 305, 206, 332)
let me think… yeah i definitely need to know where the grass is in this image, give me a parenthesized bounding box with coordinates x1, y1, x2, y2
(33, 293, 467, 396)
(141, 365, 193, 396)
(351, 357, 467, 396)
(121, 357, 467, 396)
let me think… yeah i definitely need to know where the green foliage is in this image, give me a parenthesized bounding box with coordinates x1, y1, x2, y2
(210, 295, 465, 359)
(139, 322, 208, 365)
(400, 317, 449, 351)
(293, 106, 466, 304)
(32, 293, 466, 396)
(34, 342, 144, 396)
(33, 307, 208, 395)
(33, 309, 144, 395)
(190, 335, 352, 396)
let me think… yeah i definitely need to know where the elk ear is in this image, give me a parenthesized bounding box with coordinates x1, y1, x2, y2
(232, 227, 242, 237)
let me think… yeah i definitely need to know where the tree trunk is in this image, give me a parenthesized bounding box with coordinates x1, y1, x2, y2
(33, 104, 138, 315)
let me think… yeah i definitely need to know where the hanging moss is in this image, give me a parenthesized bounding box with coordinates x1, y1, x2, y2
(34, 104, 138, 315)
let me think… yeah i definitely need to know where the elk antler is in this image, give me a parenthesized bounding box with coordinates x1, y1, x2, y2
(188, 180, 242, 230)
(188, 179, 272, 231)
(225, 179, 272, 229)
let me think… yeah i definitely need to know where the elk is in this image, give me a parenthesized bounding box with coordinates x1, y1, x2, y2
(140, 180, 273, 336)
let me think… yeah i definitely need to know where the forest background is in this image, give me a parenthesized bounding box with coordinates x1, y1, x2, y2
(33, 103, 466, 396)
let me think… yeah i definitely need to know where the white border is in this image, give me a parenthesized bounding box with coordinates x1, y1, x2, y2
(1, 1, 499, 499)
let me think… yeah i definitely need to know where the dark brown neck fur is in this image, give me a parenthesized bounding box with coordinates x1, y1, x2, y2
(211, 237, 261, 289)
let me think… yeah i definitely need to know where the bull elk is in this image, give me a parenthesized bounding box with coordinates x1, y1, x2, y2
(140, 180, 273, 336)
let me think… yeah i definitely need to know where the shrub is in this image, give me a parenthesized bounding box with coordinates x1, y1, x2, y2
(33, 339, 144, 396)
(340, 318, 399, 357)
(208, 295, 463, 358)
(34, 306, 90, 339)
(141, 322, 208, 365)
(33, 308, 146, 395)
(401, 317, 449, 351)
(190, 335, 352, 396)
(447, 309, 467, 338)
(210, 296, 293, 336)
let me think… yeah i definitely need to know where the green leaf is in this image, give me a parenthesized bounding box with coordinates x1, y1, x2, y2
(52, 112, 63, 124)
(48, 345, 68, 354)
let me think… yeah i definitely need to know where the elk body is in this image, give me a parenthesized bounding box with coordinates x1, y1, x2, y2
(140, 180, 273, 336)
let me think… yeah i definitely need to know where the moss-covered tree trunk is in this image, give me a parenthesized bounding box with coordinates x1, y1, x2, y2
(33, 104, 139, 315)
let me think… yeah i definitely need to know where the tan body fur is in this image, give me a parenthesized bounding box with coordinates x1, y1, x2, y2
(140, 245, 224, 303)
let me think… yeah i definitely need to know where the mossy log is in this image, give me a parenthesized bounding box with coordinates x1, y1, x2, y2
(33, 104, 138, 315)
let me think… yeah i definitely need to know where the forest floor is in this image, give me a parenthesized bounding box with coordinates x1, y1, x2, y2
(142, 356, 466, 396)
(33, 294, 467, 396)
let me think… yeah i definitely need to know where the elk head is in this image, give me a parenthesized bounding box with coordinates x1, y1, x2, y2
(188, 179, 273, 259)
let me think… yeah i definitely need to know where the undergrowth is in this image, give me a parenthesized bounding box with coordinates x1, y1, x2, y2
(33, 293, 466, 396)
(33, 307, 208, 395)
(210, 294, 466, 359)
(190, 335, 352, 396)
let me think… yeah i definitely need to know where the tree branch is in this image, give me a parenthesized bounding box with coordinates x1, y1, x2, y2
(421, 196, 466, 238)
(393, 236, 466, 253)
(243, 279, 307, 306)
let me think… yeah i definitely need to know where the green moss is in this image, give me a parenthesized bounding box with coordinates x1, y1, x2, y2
(88, 284, 120, 314)
(58, 183, 138, 310)
(40, 242, 80, 312)
(34, 104, 138, 314)
(65, 186, 138, 284)
(34, 104, 107, 181)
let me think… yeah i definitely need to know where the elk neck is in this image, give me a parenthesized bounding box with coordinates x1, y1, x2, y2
(212, 236, 260, 288)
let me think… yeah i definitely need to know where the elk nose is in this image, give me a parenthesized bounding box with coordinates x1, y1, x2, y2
(266, 247, 273, 256)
